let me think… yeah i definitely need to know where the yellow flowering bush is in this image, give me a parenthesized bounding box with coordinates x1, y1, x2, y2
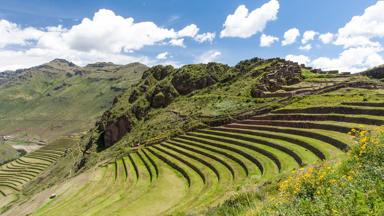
(258, 127, 384, 216)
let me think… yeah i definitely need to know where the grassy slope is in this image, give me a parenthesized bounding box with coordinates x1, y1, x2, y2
(24, 85, 384, 215)
(0, 61, 147, 143)
(1, 58, 383, 215)
(84, 58, 293, 165)
(207, 128, 384, 216)
(0, 144, 20, 165)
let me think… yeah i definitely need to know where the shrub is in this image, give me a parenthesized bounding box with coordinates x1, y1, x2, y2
(256, 128, 384, 216)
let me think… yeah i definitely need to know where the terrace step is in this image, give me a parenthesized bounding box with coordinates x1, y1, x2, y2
(189, 132, 281, 172)
(166, 140, 236, 180)
(237, 120, 353, 133)
(212, 127, 326, 160)
(181, 134, 264, 175)
(274, 106, 384, 116)
(249, 114, 384, 126)
(199, 129, 303, 167)
(172, 137, 249, 177)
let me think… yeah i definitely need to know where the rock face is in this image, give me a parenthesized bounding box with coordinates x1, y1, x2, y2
(103, 116, 132, 148)
(251, 60, 304, 97)
(94, 58, 308, 149)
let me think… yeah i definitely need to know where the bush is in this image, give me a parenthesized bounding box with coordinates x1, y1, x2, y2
(256, 128, 384, 216)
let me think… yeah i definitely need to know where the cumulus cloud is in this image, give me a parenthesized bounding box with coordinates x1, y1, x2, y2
(195, 50, 221, 63)
(310, 1, 384, 72)
(0, 48, 150, 71)
(301, 30, 318, 44)
(260, 34, 279, 47)
(282, 28, 300, 46)
(61, 9, 180, 53)
(319, 32, 334, 44)
(220, 0, 279, 38)
(285, 54, 310, 65)
(156, 52, 169, 60)
(312, 46, 384, 72)
(194, 32, 216, 43)
(169, 38, 185, 47)
(0, 9, 218, 70)
(299, 44, 312, 51)
(0, 19, 44, 48)
(178, 24, 199, 38)
(334, 1, 384, 48)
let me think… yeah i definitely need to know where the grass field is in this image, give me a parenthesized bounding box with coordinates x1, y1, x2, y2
(5, 95, 379, 216)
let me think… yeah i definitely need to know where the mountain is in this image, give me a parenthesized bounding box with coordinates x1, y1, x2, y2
(0, 57, 383, 215)
(0, 59, 148, 150)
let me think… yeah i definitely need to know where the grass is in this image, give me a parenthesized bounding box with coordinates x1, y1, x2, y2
(1, 58, 383, 215)
(0, 144, 21, 165)
(207, 128, 384, 216)
(0, 61, 147, 143)
(1, 95, 375, 215)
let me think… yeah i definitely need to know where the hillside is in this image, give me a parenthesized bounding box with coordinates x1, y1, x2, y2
(0, 57, 383, 215)
(0, 143, 23, 166)
(362, 64, 384, 81)
(0, 60, 148, 152)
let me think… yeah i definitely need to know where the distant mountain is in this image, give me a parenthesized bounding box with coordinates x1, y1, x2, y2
(0, 59, 148, 145)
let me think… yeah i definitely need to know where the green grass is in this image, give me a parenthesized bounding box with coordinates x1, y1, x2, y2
(5, 96, 376, 215)
(0, 144, 21, 165)
(0, 61, 147, 142)
(207, 129, 384, 216)
(1, 58, 384, 215)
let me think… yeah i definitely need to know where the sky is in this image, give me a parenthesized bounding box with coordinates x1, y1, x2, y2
(0, 0, 383, 72)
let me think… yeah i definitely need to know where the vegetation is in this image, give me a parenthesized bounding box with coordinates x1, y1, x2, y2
(0, 144, 23, 166)
(0, 59, 147, 144)
(208, 128, 384, 216)
(0, 57, 383, 215)
(5, 90, 382, 215)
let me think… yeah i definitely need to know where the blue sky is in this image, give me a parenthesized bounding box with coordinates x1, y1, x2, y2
(0, 0, 383, 72)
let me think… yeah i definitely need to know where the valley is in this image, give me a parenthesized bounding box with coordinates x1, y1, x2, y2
(0, 57, 383, 215)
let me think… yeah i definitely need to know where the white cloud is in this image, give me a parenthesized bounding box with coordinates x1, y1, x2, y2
(0, 19, 44, 48)
(0, 9, 217, 70)
(335, 1, 384, 48)
(195, 50, 222, 63)
(156, 52, 169, 60)
(178, 24, 199, 38)
(260, 34, 279, 47)
(282, 28, 300, 46)
(62, 9, 180, 53)
(0, 48, 150, 71)
(169, 38, 185, 47)
(299, 44, 312, 51)
(194, 32, 216, 43)
(319, 32, 334, 44)
(220, 0, 279, 38)
(285, 54, 310, 65)
(301, 30, 318, 44)
(311, 46, 384, 72)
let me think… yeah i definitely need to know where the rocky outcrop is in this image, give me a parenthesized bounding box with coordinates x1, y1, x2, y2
(251, 60, 304, 97)
(171, 63, 231, 95)
(148, 84, 179, 108)
(103, 115, 132, 148)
